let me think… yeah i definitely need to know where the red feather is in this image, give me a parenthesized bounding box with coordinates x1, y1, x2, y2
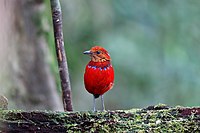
(84, 61, 114, 96)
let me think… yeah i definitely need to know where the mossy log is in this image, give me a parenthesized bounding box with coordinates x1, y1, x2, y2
(0, 104, 200, 132)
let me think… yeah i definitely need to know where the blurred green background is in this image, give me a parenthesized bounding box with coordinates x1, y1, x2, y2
(50, 0, 200, 111)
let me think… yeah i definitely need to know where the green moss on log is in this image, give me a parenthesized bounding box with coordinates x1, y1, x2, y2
(0, 104, 200, 132)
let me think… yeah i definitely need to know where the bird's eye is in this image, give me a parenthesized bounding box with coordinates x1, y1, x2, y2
(96, 51, 101, 54)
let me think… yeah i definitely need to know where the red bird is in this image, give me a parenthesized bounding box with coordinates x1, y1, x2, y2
(84, 46, 114, 111)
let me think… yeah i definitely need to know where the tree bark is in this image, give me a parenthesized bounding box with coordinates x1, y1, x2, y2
(0, 0, 62, 110)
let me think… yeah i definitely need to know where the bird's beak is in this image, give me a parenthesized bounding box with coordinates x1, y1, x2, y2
(83, 50, 92, 55)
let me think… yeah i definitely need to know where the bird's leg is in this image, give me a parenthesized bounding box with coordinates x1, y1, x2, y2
(93, 95, 96, 112)
(101, 95, 105, 111)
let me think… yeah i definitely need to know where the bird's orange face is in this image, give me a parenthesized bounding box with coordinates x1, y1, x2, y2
(83, 46, 111, 62)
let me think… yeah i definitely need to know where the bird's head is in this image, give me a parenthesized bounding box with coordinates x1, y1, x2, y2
(83, 46, 111, 62)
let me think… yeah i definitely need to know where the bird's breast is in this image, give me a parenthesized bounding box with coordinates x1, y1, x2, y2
(84, 61, 114, 95)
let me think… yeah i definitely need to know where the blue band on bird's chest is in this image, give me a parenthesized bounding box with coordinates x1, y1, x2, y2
(88, 64, 111, 71)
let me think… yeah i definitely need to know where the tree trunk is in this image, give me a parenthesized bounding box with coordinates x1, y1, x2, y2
(0, 0, 63, 110)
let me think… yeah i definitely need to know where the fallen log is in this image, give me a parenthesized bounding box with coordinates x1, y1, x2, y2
(0, 104, 200, 132)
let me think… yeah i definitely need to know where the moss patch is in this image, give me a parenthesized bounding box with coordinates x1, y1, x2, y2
(0, 104, 200, 132)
